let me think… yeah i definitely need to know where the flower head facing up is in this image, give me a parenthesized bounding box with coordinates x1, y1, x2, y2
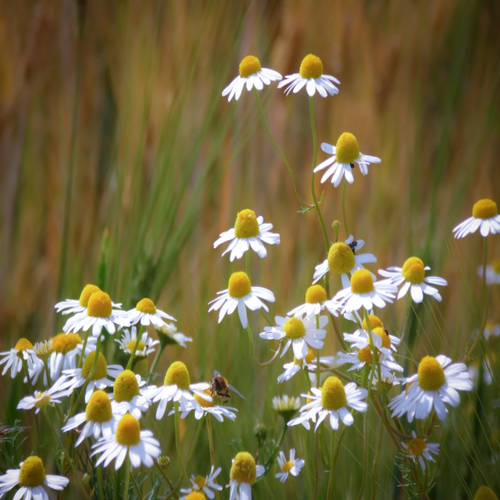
(82, 351, 109, 381)
(228, 272, 252, 299)
(126, 297, 176, 329)
(179, 466, 223, 500)
(52, 333, 81, 355)
(234, 209, 259, 238)
(116, 414, 141, 447)
(288, 284, 330, 317)
(114, 370, 140, 402)
(299, 54, 323, 79)
(19, 457, 45, 487)
(418, 356, 445, 391)
(453, 198, 500, 238)
(0, 338, 41, 380)
(230, 452, 257, 484)
(239, 56, 261, 77)
(275, 449, 305, 483)
(401, 431, 440, 470)
(86, 390, 113, 423)
(321, 377, 347, 410)
(88, 292, 112, 318)
(116, 327, 159, 358)
(80, 284, 101, 307)
(335, 133, 360, 164)
(164, 361, 191, 389)
(328, 243, 355, 275)
(363, 315, 383, 330)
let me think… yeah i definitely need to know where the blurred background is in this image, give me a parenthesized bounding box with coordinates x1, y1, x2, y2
(1, 1, 499, 498)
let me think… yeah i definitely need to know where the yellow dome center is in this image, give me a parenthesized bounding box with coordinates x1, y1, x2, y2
(234, 209, 260, 238)
(305, 284, 327, 304)
(492, 259, 500, 274)
(136, 298, 156, 314)
(86, 390, 113, 423)
(362, 314, 383, 331)
(15, 338, 34, 351)
(372, 327, 391, 349)
(472, 199, 498, 219)
(19, 456, 46, 487)
(357, 346, 373, 364)
(230, 451, 257, 484)
(351, 269, 374, 294)
(186, 492, 207, 500)
(474, 486, 499, 500)
(164, 361, 191, 389)
(283, 460, 294, 473)
(116, 414, 141, 446)
(87, 292, 112, 318)
(328, 242, 356, 275)
(283, 317, 306, 340)
(299, 54, 323, 80)
(401, 257, 425, 284)
(114, 370, 140, 402)
(33, 392, 51, 409)
(81, 351, 108, 381)
(407, 437, 426, 457)
(294, 347, 316, 366)
(126, 339, 146, 352)
(239, 56, 261, 78)
(321, 376, 347, 411)
(194, 389, 214, 408)
(418, 356, 445, 391)
(52, 332, 82, 354)
(194, 475, 207, 489)
(228, 271, 252, 298)
(335, 133, 360, 164)
(79, 284, 101, 307)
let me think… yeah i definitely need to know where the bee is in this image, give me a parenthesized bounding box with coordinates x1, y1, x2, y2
(210, 370, 245, 403)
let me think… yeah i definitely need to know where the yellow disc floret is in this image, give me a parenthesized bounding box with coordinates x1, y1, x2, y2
(472, 199, 498, 219)
(19, 456, 46, 487)
(114, 370, 140, 402)
(350, 269, 375, 294)
(402, 257, 425, 284)
(305, 284, 327, 304)
(81, 351, 108, 381)
(474, 486, 499, 500)
(15, 338, 34, 351)
(407, 437, 426, 457)
(234, 209, 260, 239)
(194, 475, 207, 489)
(87, 291, 112, 318)
(418, 356, 445, 391)
(164, 361, 191, 389)
(357, 346, 373, 365)
(86, 390, 112, 423)
(79, 284, 101, 307)
(52, 332, 82, 354)
(335, 133, 360, 164)
(283, 461, 294, 473)
(362, 314, 383, 331)
(328, 242, 356, 275)
(283, 317, 306, 340)
(239, 56, 261, 78)
(299, 54, 323, 80)
(186, 492, 207, 500)
(228, 272, 252, 298)
(294, 347, 316, 366)
(372, 327, 391, 349)
(492, 259, 500, 274)
(194, 389, 214, 408)
(33, 392, 51, 410)
(230, 451, 257, 484)
(321, 376, 347, 411)
(126, 339, 146, 352)
(116, 413, 141, 446)
(136, 298, 156, 314)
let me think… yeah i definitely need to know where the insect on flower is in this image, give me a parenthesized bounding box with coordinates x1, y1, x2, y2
(210, 370, 245, 403)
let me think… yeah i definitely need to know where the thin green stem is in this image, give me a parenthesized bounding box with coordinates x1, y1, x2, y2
(154, 461, 175, 496)
(130, 469, 143, 500)
(174, 402, 190, 484)
(261, 424, 287, 475)
(356, 415, 368, 500)
(147, 343, 165, 384)
(126, 325, 144, 370)
(245, 324, 259, 365)
(371, 418, 384, 500)
(327, 428, 336, 498)
(342, 180, 349, 237)
(123, 456, 130, 500)
(316, 315, 321, 389)
(206, 415, 222, 500)
(97, 466, 105, 500)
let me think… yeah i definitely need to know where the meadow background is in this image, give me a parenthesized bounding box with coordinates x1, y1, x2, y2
(0, 1, 499, 498)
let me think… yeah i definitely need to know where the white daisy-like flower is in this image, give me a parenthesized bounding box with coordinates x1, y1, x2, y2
(453, 198, 500, 238)
(222, 55, 282, 102)
(288, 284, 333, 317)
(484, 321, 500, 341)
(156, 322, 193, 348)
(278, 54, 339, 98)
(344, 325, 401, 357)
(178, 390, 238, 422)
(272, 395, 301, 424)
(110, 370, 151, 420)
(277, 347, 337, 384)
(401, 431, 440, 470)
(55, 283, 121, 317)
(228, 452, 264, 500)
(179, 466, 223, 500)
(144, 361, 211, 419)
(92, 413, 161, 470)
(480, 259, 500, 285)
(0, 456, 69, 500)
(334, 269, 397, 314)
(0, 338, 41, 381)
(17, 376, 73, 414)
(62, 390, 118, 446)
(125, 297, 175, 328)
(314, 133, 381, 187)
(313, 235, 377, 288)
(63, 291, 128, 337)
(214, 209, 280, 262)
(260, 315, 327, 360)
(275, 449, 305, 483)
(208, 271, 275, 329)
(30, 340, 53, 385)
(379, 257, 447, 303)
(288, 376, 368, 431)
(388, 355, 474, 422)
(116, 327, 159, 359)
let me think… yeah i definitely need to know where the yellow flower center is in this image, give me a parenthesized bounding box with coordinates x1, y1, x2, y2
(164, 361, 191, 389)
(194, 389, 214, 408)
(194, 475, 207, 489)
(357, 346, 373, 365)
(407, 437, 426, 457)
(239, 56, 261, 78)
(372, 327, 391, 349)
(294, 347, 315, 366)
(283, 460, 294, 473)
(33, 392, 51, 409)
(228, 272, 252, 298)
(186, 493, 207, 500)
(136, 298, 156, 314)
(87, 291, 112, 318)
(401, 257, 425, 284)
(283, 317, 306, 340)
(418, 356, 445, 391)
(299, 54, 323, 79)
(116, 413, 141, 446)
(114, 370, 140, 402)
(126, 339, 146, 352)
(19, 456, 46, 487)
(79, 284, 101, 307)
(234, 209, 260, 239)
(328, 242, 355, 275)
(230, 451, 257, 484)
(305, 284, 327, 304)
(472, 199, 498, 219)
(321, 376, 347, 411)
(350, 269, 374, 294)
(86, 390, 113, 423)
(335, 133, 360, 164)
(52, 332, 82, 354)
(492, 259, 500, 274)
(15, 338, 34, 351)
(81, 351, 108, 381)
(362, 314, 383, 331)
(474, 486, 499, 500)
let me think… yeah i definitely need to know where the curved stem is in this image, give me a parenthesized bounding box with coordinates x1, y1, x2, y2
(130, 470, 143, 500)
(174, 402, 190, 484)
(155, 461, 175, 496)
(342, 180, 349, 237)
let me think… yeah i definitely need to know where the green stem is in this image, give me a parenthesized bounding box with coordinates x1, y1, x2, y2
(371, 418, 384, 500)
(130, 469, 143, 500)
(154, 461, 176, 496)
(126, 325, 144, 370)
(123, 456, 130, 500)
(356, 415, 368, 500)
(206, 415, 222, 500)
(327, 428, 336, 498)
(261, 424, 287, 475)
(174, 402, 190, 484)
(147, 343, 165, 384)
(245, 324, 259, 365)
(97, 466, 105, 500)
(342, 179, 349, 237)
(316, 315, 321, 389)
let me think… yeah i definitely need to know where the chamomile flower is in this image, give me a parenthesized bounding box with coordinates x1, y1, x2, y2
(0, 456, 69, 499)
(180, 466, 223, 499)
(277, 348, 337, 384)
(17, 376, 73, 414)
(288, 284, 332, 317)
(0, 338, 40, 380)
(388, 355, 473, 422)
(272, 395, 301, 423)
(116, 327, 159, 359)
(144, 361, 211, 419)
(30, 341, 53, 384)
(208, 272, 275, 329)
(401, 431, 440, 470)
(343, 325, 401, 357)
(156, 322, 193, 348)
(288, 376, 368, 431)
(278, 54, 339, 98)
(334, 269, 397, 314)
(111, 370, 151, 419)
(92, 413, 161, 470)
(275, 449, 305, 483)
(480, 259, 500, 285)
(55, 283, 122, 316)
(260, 315, 327, 360)
(228, 452, 264, 500)
(453, 198, 500, 238)
(379, 257, 447, 303)
(214, 209, 280, 262)
(313, 235, 376, 288)
(474, 486, 499, 500)
(62, 390, 118, 446)
(178, 389, 238, 422)
(126, 298, 175, 328)
(222, 55, 282, 102)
